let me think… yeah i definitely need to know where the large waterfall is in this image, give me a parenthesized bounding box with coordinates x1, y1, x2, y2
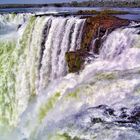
(0, 14, 140, 140)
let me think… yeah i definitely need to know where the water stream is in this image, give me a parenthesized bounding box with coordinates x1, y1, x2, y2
(0, 14, 140, 140)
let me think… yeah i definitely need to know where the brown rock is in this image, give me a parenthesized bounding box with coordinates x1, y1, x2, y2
(65, 50, 89, 73)
(66, 15, 130, 73)
(81, 15, 130, 52)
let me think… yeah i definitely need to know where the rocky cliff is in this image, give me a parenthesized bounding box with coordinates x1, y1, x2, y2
(66, 15, 130, 73)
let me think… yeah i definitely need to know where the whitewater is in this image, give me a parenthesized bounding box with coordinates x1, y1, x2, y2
(0, 13, 140, 140)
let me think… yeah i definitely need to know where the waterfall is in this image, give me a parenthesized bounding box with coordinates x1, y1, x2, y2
(38, 17, 85, 91)
(0, 14, 85, 127)
(100, 27, 140, 60)
(0, 13, 140, 140)
(16, 23, 140, 140)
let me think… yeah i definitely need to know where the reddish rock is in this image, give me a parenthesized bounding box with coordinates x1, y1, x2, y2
(81, 15, 130, 51)
(66, 15, 130, 73)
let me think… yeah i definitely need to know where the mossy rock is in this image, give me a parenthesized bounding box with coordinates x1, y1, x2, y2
(65, 50, 89, 73)
(65, 15, 130, 73)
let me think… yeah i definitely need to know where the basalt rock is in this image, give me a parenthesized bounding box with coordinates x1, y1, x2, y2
(81, 14, 130, 51)
(65, 50, 89, 73)
(66, 15, 130, 73)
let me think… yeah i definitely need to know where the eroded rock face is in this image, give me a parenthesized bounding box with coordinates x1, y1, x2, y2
(66, 15, 130, 73)
(65, 50, 89, 73)
(81, 14, 130, 51)
(64, 104, 140, 130)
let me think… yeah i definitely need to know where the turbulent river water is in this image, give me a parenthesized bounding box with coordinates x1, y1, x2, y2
(0, 13, 140, 140)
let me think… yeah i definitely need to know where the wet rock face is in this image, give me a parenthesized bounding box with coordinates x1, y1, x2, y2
(128, 106, 140, 123)
(65, 105, 140, 131)
(65, 50, 89, 73)
(87, 105, 140, 126)
(66, 15, 130, 73)
(81, 15, 130, 51)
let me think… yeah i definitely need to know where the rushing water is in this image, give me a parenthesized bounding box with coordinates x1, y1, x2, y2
(0, 13, 140, 140)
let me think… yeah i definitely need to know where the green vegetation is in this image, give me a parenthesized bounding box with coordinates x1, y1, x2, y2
(68, 0, 140, 8)
(101, 10, 129, 15)
(38, 92, 61, 122)
(0, 4, 49, 9)
(77, 10, 130, 15)
(0, 0, 140, 9)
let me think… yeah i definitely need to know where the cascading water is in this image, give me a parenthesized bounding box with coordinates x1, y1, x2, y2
(0, 13, 140, 140)
(0, 14, 85, 139)
(38, 17, 85, 91)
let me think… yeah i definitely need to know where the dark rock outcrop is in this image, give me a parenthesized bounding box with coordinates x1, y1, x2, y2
(66, 15, 130, 73)
(65, 50, 89, 73)
(73, 104, 140, 128)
